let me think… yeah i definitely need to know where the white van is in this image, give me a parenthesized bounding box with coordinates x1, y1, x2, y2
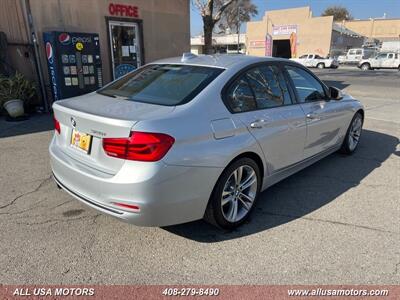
(341, 48, 377, 64)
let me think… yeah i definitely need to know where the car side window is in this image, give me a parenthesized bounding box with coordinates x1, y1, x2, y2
(226, 76, 257, 112)
(285, 65, 327, 103)
(376, 53, 387, 59)
(356, 50, 362, 55)
(395, 54, 398, 59)
(388, 53, 394, 59)
(246, 65, 292, 109)
(299, 55, 307, 59)
(226, 65, 292, 113)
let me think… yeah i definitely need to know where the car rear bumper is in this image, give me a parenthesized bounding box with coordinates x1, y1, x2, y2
(49, 136, 223, 226)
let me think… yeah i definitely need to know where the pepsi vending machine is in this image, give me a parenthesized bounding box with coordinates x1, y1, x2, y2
(43, 31, 103, 101)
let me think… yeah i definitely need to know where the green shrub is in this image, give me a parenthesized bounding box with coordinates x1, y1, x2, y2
(0, 72, 36, 107)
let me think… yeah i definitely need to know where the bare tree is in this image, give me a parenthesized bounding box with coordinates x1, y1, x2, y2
(216, 0, 258, 34)
(322, 5, 353, 21)
(193, 0, 236, 54)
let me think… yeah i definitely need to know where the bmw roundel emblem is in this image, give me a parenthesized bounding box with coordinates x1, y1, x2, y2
(70, 117, 76, 128)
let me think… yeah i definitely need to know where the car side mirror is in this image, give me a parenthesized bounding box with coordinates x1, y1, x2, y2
(329, 86, 343, 100)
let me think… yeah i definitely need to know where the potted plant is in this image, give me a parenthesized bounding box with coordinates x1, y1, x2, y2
(0, 72, 36, 118)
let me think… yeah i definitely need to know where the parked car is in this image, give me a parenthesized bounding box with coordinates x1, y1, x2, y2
(340, 48, 377, 64)
(291, 54, 339, 69)
(358, 52, 400, 70)
(50, 54, 364, 229)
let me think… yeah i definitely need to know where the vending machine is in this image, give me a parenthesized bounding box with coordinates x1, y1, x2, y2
(43, 31, 103, 101)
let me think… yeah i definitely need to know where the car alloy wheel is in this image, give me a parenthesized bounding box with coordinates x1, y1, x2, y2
(204, 157, 261, 229)
(348, 114, 362, 151)
(221, 165, 258, 223)
(361, 64, 370, 71)
(340, 112, 363, 154)
(317, 63, 325, 69)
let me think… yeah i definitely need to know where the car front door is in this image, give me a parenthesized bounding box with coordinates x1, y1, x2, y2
(224, 64, 307, 174)
(372, 53, 387, 68)
(347, 49, 356, 63)
(382, 53, 395, 68)
(305, 54, 314, 67)
(284, 64, 350, 159)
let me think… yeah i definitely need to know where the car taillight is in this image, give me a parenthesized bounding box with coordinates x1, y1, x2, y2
(54, 117, 61, 134)
(102, 131, 175, 162)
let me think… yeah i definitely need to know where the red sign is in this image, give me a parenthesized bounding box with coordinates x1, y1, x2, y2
(109, 3, 139, 18)
(249, 40, 266, 48)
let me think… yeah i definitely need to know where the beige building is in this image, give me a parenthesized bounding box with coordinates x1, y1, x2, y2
(0, 0, 190, 108)
(246, 6, 363, 58)
(340, 19, 400, 41)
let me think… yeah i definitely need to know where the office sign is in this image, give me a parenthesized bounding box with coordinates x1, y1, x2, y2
(273, 24, 297, 35)
(109, 3, 139, 18)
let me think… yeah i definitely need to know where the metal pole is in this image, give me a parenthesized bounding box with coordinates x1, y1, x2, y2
(237, 5, 240, 53)
(22, 0, 49, 112)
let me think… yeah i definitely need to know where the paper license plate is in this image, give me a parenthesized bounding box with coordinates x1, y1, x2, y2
(70, 129, 92, 154)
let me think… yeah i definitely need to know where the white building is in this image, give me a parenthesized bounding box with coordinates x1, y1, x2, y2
(190, 33, 246, 55)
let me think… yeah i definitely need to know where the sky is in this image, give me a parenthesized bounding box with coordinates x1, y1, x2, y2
(190, 0, 400, 36)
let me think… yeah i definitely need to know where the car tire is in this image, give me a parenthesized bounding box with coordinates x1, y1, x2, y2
(361, 63, 370, 71)
(204, 157, 261, 229)
(317, 63, 325, 69)
(339, 112, 363, 155)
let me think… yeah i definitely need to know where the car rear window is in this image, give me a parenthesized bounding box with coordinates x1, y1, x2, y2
(97, 64, 224, 106)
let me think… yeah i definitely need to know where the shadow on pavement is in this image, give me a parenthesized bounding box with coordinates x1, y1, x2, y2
(0, 114, 53, 138)
(163, 129, 398, 243)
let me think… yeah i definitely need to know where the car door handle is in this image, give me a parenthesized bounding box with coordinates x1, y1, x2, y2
(306, 113, 318, 120)
(250, 119, 267, 129)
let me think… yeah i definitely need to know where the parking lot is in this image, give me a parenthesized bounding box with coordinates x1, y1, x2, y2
(0, 67, 399, 284)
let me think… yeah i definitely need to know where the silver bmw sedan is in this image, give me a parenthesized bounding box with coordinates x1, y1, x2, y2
(50, 54, 364, 229)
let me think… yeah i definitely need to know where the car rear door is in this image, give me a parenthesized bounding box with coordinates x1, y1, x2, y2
(224, 63, 306, 174)
(284, 64, 349, 159)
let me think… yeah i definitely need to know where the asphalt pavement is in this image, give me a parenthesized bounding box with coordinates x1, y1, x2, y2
(0, 67, 399, 284)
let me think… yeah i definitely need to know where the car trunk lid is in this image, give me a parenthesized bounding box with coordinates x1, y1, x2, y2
(52, 92, 175, 174)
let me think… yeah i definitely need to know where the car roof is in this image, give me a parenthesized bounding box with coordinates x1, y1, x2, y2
(152, 54, 288, 69)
